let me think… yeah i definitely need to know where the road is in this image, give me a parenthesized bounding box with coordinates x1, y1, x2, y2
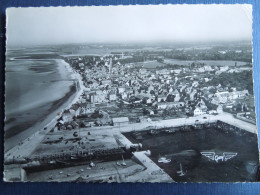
(68, 112, 257, 134)
(5, 110, 257, 163)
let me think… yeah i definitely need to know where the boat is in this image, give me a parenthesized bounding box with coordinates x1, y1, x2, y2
(177, 163, 185, 176)
(158, 157, 171, 163)
(48, 160, 56, 164)
(149, 129, 159, 136)
(90, 161, 95, 167)
(70, 154, 80, 160)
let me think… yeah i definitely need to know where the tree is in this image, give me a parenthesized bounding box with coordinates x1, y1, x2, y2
(142, 97, 148, 104)
(143, 108, 150, 115)
(91, 110, 100, 119)
(129, 96, 137, 103)
(209, 87, 217, 94)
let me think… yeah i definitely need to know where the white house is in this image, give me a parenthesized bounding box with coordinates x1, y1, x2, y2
(217, 105, 223, 114)
(194, 107, 204, 116)
(108, 92, 117, 101)
(172, 89, 180, 102)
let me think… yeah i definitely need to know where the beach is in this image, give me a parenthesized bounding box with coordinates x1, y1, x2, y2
(5, 53, 81, 151)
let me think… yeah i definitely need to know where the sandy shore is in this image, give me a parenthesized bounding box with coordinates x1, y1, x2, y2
(4, 59, 84, 152)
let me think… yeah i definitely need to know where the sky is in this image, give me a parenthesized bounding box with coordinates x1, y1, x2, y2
(6, 4, 252, 47)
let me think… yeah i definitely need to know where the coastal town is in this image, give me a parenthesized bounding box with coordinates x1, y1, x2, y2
(4, 43, 259, 182)
(60, 47, 255, 130)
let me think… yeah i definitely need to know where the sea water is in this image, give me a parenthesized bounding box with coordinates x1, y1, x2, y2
(5, 47, 74, 150)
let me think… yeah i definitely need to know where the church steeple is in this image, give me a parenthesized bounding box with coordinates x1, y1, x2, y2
(109, 58, 113, 74)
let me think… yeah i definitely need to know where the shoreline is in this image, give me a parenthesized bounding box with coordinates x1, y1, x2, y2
(4, 59, 83, 152)
(4, 85, 76, 140)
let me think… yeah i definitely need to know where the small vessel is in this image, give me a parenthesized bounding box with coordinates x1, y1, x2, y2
(70, 154, 80, 160)
(158, 157, 171, 163)
(48, 160, 56, 164)
(177, 163, 185, 176)
(121, 155, 126, 166)
(90, 161, 95, 167)
(116, 162, 121, 166)
(149, 129, 159, 135)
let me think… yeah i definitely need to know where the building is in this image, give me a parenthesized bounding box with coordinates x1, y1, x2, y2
(63, 110, 74, 122)
(172, 89, 180, 102)
(139, 116, 152, 123)
(158, 94, 167, 102)
(118, 87, 125, 94)
(102, 80, 112, 85)
(112, 117, 129, 126)
(108, 92, 117, 101)
(189, 90, 197, 101)
(70, 104, 81, 117)
(121, 92, 128, 100)
(80, 103, 96, 115)
(147, 97, 155, 104)
(157, 102, 185, 110)
(217, 105, 223, 114)
(90, 93, 107, 103)
(212, 90, 249, 104)
(148, 85, 154, 93)
(194, 107, 204, 116)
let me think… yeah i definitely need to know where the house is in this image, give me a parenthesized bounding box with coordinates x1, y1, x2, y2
(217, 105, 223, 114)
(108, 92, 117, 101)
(112, 117, 129, 126)
(63, 110, 73, 123)
(170, 102, 185, 108)
(157, 94, 167, 102)
(194, 107, 204, 116)
(80, 103, 96, 115)
(157, 102, 167, 109)
(172, 89, 180, 102)
(192, 81, 199, 88)
(157, 102, 185, 110)
(147, 97, 155, 104)
(180, 85, 186, 92)
(70, 104, 81, 117)
(79, 63, 84, 68)
(209, 110, 218, 115)
(220, 66, 229, 72)
(118, 87, 125, 94)
(212, 90, 249, 104)
(149, 110, 154, 116)
(173, 69, 182, 74)
(148, 85, 155, 93)
(139, 116, 152, 123)
(185, 87, 192, 94)
(125, 87, 134, 95)
(196, 99, 208, 112)
(90, 93, 107, 103)
(139, 69, 148, 75)
(121, 92, 128, 100)
(189, 90, 197, 101)
(102, 80, 112, 85)
(71, 121, 79, 129)
(204, 66, 214, 72)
